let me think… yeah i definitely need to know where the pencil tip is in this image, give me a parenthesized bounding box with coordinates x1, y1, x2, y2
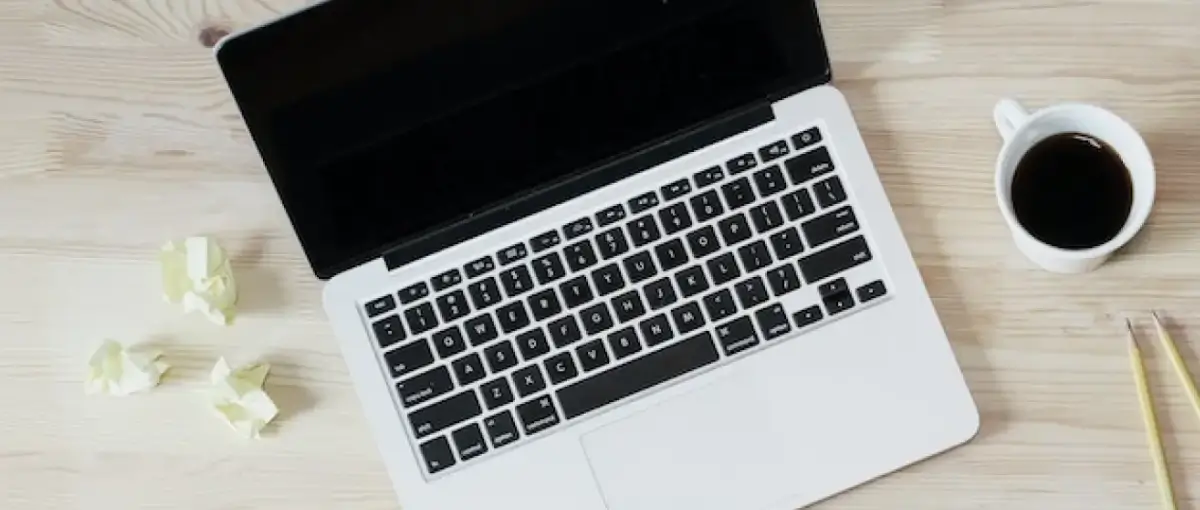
(1151, 310, 1163, 325)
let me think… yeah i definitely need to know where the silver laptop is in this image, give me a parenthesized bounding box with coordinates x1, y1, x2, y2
(215, 1, 979, 508)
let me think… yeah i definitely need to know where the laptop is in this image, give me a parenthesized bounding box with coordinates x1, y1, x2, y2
(215, 1, 980, 508)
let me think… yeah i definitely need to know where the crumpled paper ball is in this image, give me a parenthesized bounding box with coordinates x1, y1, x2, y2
(85, 339, 170, 396)
(161, 236, 237, 325)
(208, 357, 279, 438)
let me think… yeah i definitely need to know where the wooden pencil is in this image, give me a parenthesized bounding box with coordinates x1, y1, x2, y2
(1151, 311, 1200, 423)
(1127, 319, 1177, 510)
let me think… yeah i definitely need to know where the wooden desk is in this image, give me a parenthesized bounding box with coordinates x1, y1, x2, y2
(2, 0, 1199, 508)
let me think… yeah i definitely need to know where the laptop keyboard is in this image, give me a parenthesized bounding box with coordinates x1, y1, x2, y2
(362, 124, 890, 477)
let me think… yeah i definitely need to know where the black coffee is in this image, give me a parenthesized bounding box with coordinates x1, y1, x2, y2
(1011, 132, 1133, 249)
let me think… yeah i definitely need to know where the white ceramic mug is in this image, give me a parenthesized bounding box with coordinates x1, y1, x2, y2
(993, 98, 1156, 273)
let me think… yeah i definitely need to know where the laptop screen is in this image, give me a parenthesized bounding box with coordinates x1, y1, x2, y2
(217, 0, 830, 278)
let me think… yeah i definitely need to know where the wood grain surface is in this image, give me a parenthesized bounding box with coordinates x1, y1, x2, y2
(2, 0, 1199, 508)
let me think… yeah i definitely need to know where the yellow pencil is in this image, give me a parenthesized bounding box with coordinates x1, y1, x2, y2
(1127, 319, 1177, 510)
(1151, 311, 1200, 423)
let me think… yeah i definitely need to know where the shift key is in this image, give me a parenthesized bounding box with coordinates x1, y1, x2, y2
(798, 236, 873, 284)
(409, 390, 482, 439)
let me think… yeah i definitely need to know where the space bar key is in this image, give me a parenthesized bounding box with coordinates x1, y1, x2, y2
(556, 332, 720, 420)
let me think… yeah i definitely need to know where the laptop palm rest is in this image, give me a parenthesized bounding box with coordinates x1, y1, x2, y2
(580, 368, 798, 510)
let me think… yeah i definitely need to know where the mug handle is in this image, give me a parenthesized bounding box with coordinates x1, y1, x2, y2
(993, 98, 1029, 142)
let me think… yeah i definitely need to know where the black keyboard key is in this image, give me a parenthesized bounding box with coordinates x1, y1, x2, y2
(814, 176, 848, 208)
(431, 326, 468, 358)
(557, 331, 720, 419)
(405, 303, 439, 335)
(513, 365, 547, 397)
(564, 217, 595, 240)
(623, 251, 658, 283)
(766, 264, 802, 296)
(628, 215, 662, 247)
(577, 340, 611, 372)
(707, 252, 741, 285)
(785, 146, 835, 185)
(612, 290, 647, 323)
(409, 390, 482, 438)
(644, 277, 678, 310)
(703, 289, 738, 322)
(465, 256, 495, 278)
(671, 301, 706, 335)
(596, 227, 630, 260)
(803, 206, 860, 248)
(689, 190, 725, 223)
(734, 276, 770, 309)
(857, 280, 888, 303)
(794, 305, 824, 328)
(759, 140, 791, 162)
(750, 201, 785, 233)
(659, 203, 693, 235)
(435, 290, 470, 322)
(727, 153, 757, 174)
(596, 204, 627, 227)
(661, 179, 692, 200)
(591, 263, 626, 296)
(516, 328, 552, 361)
(484, 411, 520, 448)
(770, 227, 805, 260)
(718, 213, 752, 246)
(782, 188, 817, 221)
(545, 352, 579, 384)
(432, 269, 463, 291)
(517, 395, 561, 435)
(397, 366, 455, 409)
(753, 165, 788, 197)
(398, 282, 431, 304)
(365, 295, 397, 318)
(792, 126, 822, 149)
(686, 225, 721, 259)
(721, 177, 756, 209)
(420, 437, 456, 474)
(738, 240, 773, 272)
(824, 290, 856, 316)
(608, 327, 643, 360)
(496, 302, 530, 334)
(532, 253, 567, 285)
(756, 304, 792, 340)
(468, 277, 503, 310)
(639, 314, 674, 346)
(531, 230, 561, 252)
(372, 315, 407, 348)
(818, 278, 850, 298)
(564, 239, 599, 272)
(716, 316, 759, 356)
(452, 423, 488, 461)
(675, 265, 710, 298)
(548, 315, 583, 347)
(560, 276, 594, 308)
(528, 288, 562, 321)
(799, 236, 873, 284)
(464, 314, 499, 346)
(629, 191, 659, 213)
(694, 166, 725, 188)
(499, 265, 535, 298)
(484, 340, 519, 373)
(452, 353, 487, 385)
(497, 243, 528, 265)
(384, 339, 435, 379)
(481, 377, 516, 410)
(580, 302, 615, 335)
(654, 238, 689, 271)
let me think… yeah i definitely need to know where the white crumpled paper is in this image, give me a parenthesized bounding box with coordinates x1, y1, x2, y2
(161, 236, 238, 325)
(85, 339, 170, 396)
(208, 357, 279, 438)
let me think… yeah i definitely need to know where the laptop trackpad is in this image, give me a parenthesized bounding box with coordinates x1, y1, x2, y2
(580, 370, 791, 510)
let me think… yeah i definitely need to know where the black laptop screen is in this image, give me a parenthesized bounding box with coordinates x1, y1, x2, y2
(217, 0, 830, 278)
